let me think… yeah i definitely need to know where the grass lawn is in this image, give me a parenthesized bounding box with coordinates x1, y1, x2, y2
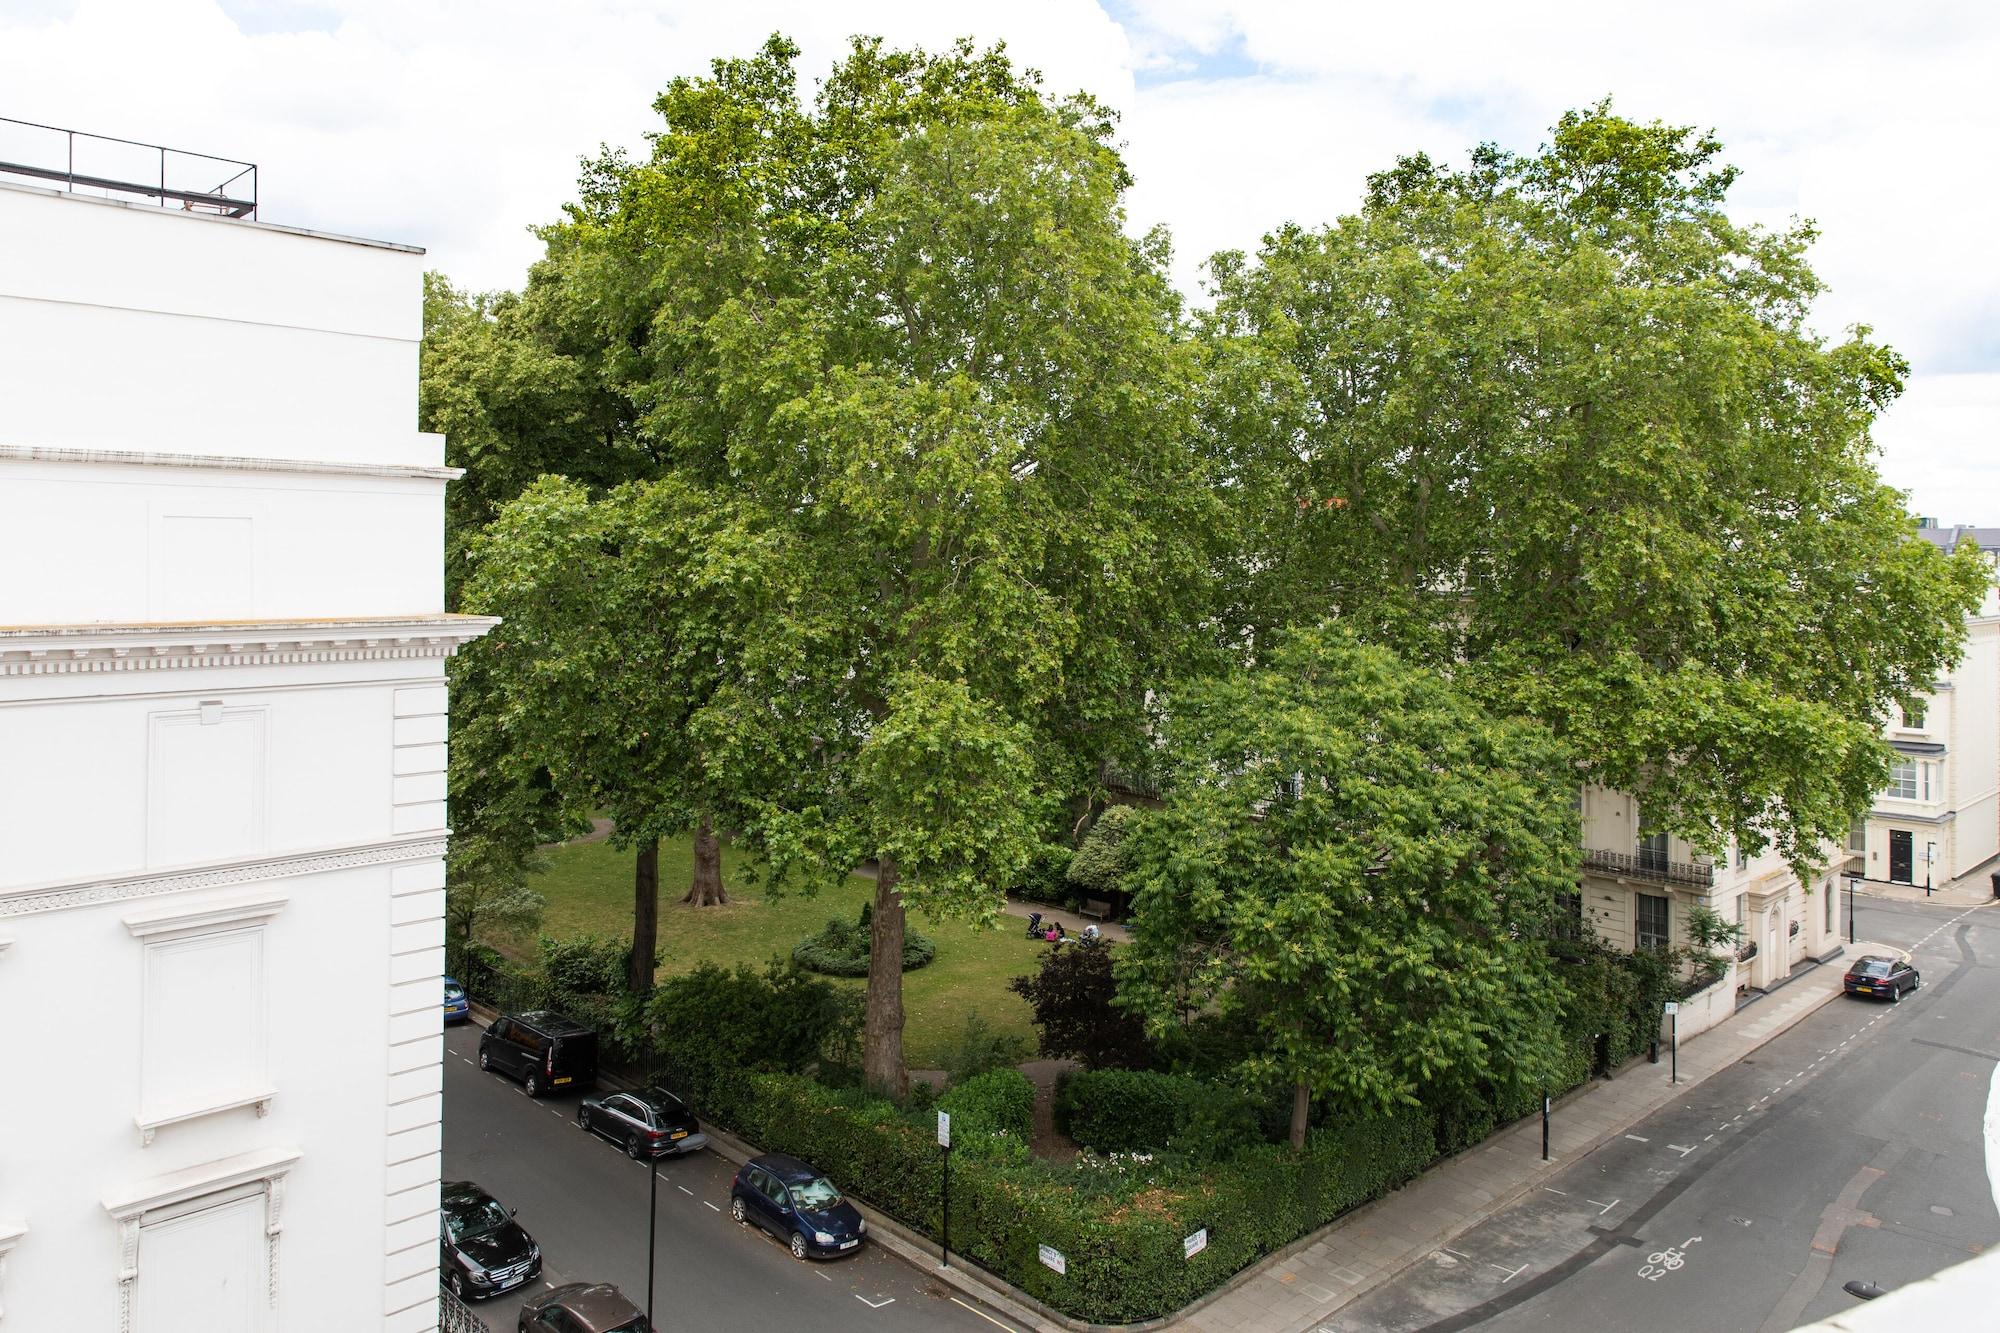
(505, 833, 1046, 1070)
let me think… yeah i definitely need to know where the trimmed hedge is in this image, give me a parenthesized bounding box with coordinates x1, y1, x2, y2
(792, 913, 936, 977)
(937, 1069, 1035, 1161)
(731, 1070, 1435, 1323)
(1056, 1069, 1260, 1158)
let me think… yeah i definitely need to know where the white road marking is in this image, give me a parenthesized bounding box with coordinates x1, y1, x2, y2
(1442, 1247, 1473, 1260)
(1667, 1144, 1696, 1157)
(818, 1272, 832, 1281)
(950, 1295, 1018, 1331)
(677, 1186, 693, 1196)
(1625, 1134, 1651, 1143)
(1542, 1188, 1568, 1196)
(856, 1295, 896, 1308)
(1588, 1198, 1620, 1215)
(1489, 1262, 1528, 1282)
(704, 1202, 720, 1212)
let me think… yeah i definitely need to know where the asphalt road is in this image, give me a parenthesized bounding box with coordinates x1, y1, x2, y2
(438, 1021, 1013, 1333)
(1325, 895, 2000, 1333)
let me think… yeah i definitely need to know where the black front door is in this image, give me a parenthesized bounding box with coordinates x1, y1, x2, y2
(1889, 829, 1914, 884)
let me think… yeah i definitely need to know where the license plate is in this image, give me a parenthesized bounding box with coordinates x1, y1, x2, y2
(671, 1130, 688, 1140)
(553, 1076, 572, 1085)
(840, 1239, 859, 1250)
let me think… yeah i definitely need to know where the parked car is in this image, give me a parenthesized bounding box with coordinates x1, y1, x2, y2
(444, 976, 470, 1023)
(479, 1010, 599, 1097)
(729, 1152, 867, 1260)
(578, 1086, 709, 1160)
(1843, 954, 1921, 1001)
(518, 1282, 651, 1333)
(440, 1180, 541, 1301)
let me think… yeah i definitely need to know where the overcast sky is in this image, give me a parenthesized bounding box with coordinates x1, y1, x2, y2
(3, 0, 1992, 522)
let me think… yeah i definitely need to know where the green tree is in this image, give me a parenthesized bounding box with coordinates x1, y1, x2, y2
(521, 35, 1215, 1095)
(1117, 626, 1579, 1148)
(1066, 803, 1137, 903)
(1196, 103, 1987, 875)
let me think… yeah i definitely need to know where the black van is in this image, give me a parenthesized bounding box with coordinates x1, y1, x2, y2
(478, 1010, 599, 1097)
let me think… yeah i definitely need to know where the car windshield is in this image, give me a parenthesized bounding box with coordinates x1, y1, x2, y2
(444, 983, 465, 999)
(638, 1089, 681, 1117)
(445, 1197, 510, 1242)
(789, 1177, 843, 1210)
(1855, 960, 1894, 977)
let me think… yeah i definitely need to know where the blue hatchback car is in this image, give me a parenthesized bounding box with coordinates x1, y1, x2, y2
(444, 976, 470, 1023)
(729, 1153, 866, 1260)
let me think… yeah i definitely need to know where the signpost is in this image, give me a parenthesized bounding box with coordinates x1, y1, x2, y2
(1039, 1244, 1066, 1275)
(1184, 1228, 1208, 1260)
(937, 1110, 953, 1269)
(1541, 1092, 1551, 1162)
(647, 1155, 658, 1328)
(1664, 1001, 1679, 1084)
(1846, 873, 1860, 944)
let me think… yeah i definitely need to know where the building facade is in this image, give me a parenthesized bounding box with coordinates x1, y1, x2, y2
(0, 178, 487, 1329)
(1851, 522, 2000, 892)
(1578, 785, 1844, 995)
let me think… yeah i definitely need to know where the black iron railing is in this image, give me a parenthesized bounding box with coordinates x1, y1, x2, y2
(0, 116, 256, 217)
(439, 1284, 491, 1333)
(1581, 846, 1715, 888)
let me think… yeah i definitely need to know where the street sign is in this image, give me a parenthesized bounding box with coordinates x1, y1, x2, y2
(1663, 1001, 1679, 1016)
(1184, 1228, 1208, 1259)
(937, 1110, 951, 1149)
(1039, 1244, 1066, 1275)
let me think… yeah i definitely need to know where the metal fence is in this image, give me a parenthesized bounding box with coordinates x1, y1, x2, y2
(1581, 846, 1715, 888)
(0, 116, 256, 217)
(439, 1284, 492, 1333)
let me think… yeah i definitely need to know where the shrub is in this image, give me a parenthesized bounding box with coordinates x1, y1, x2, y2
(728, 1068, 1435, 1323)
(937, 1069, 1036, 1159)
(1055, 1068, 1258, 1155)
(538, 934, 632, 996)
(1009, 940, 1152, 1070)
(627, 962, 853, 1121)
(940, 1014, 1031, 1085)
(1066, 804, 1137, 902)
(791, 906, 936, 977)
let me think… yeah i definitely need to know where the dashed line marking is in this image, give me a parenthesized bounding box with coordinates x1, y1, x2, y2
(1489, 1262, 1529, 1282)
(1442, 1247, 1473, 1260)
(1543, 1188, 1568, 1197)
(677, 1186, 693, 1196)
(704, 1202, 720, 1212)
(1667, 1144, 1696, 1157)
(818, 1272, 833, 1281)
(1625, 1134, 1651, 1143)
(1704, 1133, 1716, 1141)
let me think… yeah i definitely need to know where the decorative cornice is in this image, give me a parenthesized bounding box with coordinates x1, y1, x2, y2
(0, 615, 498, 676)
(0, 442, 458, 482)
(0, 834, 447, 918)
(124, 888, 289, 939)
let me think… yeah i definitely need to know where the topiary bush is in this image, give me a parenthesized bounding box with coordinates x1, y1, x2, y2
(792, 906, 936, 977)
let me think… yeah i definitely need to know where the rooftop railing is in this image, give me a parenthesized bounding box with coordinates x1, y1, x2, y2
(0, 116, 256, 218)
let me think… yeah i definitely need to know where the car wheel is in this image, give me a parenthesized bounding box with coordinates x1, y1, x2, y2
(1913, 974, 1922, 991)
(525, 1071, 544, 1097)
(1892, 983, 1903, 1003)
(730, 1195, 747, 1224)
(447, 1267, 467, 1299)
(790, 1230, 810, 1260)
(577, 1106, 591, 1132)
(626, 1133, 645, 1160)
(478, 1047, 491, 1072)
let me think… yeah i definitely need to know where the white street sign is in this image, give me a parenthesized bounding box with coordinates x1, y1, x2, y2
(937, 1110, 951, 1149)
(1039, 1244, 1066, 1275)
(1184, 1228, 1208, 1259)
(1663, 1001, 1679, 1016)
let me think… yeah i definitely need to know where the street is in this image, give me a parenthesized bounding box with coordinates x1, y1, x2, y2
(1325, 895, 2000, 1332)
(439, 1021, 1012, 1333)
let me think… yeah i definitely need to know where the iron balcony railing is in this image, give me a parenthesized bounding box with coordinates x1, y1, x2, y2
(439, 1284, 491, 1333)
(1581, 846, 1715, 888)
(0, 116, 256, 217)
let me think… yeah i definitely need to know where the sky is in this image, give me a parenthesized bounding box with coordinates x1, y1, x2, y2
(1, 0, 1992, 521)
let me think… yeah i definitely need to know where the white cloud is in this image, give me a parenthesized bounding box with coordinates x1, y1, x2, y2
(3, 0, 1994, 512)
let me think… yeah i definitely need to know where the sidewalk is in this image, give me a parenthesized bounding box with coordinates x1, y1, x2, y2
(1853, 860, 1996, 909)
(1176, 943, 1886, 1333)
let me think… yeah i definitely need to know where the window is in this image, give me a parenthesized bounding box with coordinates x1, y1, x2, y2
(1735, 841, 1750, 870)
(1848, 820, 1867, 854)
(1888, 761, 1920, 800)
(103, 1146, 298, 1333)
(1637, 832, 1669, 874)
(1636, 893, 1670, 952)
(1902, 702, 1926, 730)
(1735, 893, 1747, 927)
(1924, 763, 1936, 801)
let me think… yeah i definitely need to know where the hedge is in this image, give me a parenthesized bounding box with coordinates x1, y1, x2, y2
(792, 913, 936, 977)
(731, 1070, 1435, 1323)
(938, 1068, 1035, 1142)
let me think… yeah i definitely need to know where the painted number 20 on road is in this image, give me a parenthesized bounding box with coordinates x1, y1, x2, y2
(1637, 1236, 1702, 1282)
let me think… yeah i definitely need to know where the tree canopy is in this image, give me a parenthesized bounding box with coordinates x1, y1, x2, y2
(1195, 102, 1988, 872)
(1117, 626, 1580, 1147)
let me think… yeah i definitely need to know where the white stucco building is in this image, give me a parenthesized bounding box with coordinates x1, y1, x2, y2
(1851, 522, 2000, 892)
(1577, 786, 1844, 1001)
(0, 164, 488, 1328)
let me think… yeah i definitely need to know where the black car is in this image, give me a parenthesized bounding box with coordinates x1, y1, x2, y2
(1843, 953, 1921, 1001)
(729, 1152, 867, 1260)
(519, 1282, 651, 1333)
(479, 1010, 599, 1097)
(578, 1086, 709, 1160)
(440, 1181, 541, 1301)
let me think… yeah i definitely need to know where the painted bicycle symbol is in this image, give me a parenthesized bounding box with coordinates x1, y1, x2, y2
(1637, 1236, 1702, 1282)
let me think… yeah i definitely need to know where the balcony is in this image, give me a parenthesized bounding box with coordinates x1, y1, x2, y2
(1581, 847, 1714, 889)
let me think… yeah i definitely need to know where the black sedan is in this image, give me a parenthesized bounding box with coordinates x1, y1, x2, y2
(577, 1085, 709, 1159)
(1844, 953, 1921, 1001)
(440, 1180, 541, 1300)
(729, 1152, 867, 1260)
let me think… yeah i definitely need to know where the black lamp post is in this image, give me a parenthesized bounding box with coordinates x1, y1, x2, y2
(1847, 874, 1859, 944)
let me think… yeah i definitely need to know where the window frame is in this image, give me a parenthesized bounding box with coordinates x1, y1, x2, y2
(1635, 892, 1670, 952)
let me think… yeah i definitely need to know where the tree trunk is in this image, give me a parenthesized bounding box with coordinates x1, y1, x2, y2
(1290, 1080, 1310, 1150)
(862, 856, 908, 1100)
(629, 836, 659, 997)
(682, 816, 728, 905)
